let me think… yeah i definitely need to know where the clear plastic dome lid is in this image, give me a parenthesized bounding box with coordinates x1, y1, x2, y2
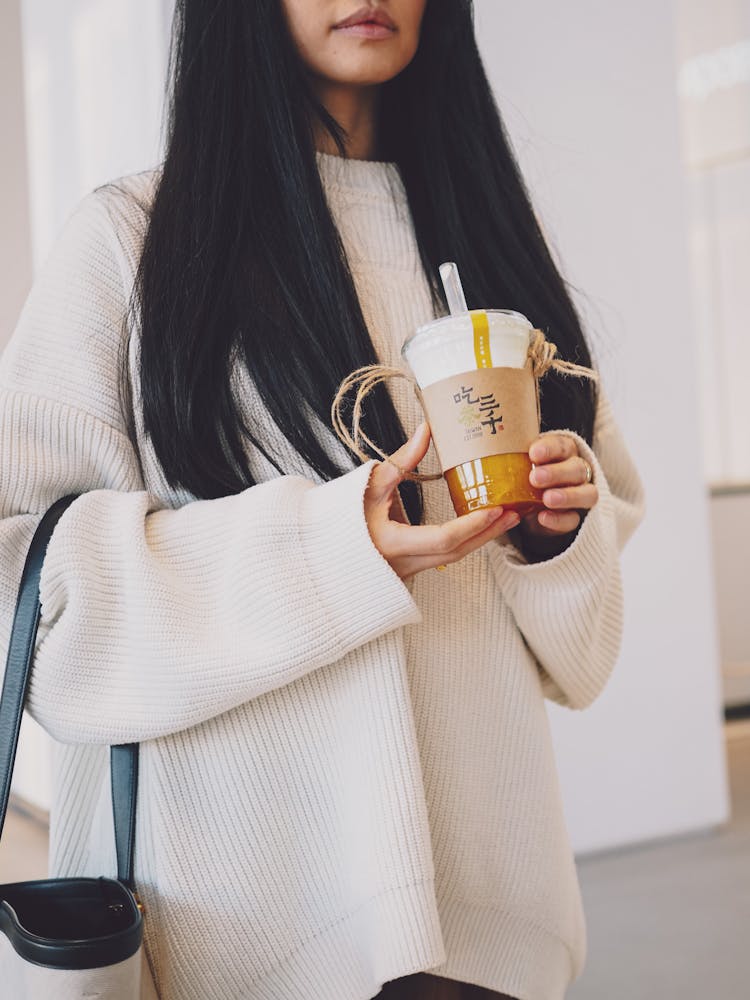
(402, 310, 533, 389)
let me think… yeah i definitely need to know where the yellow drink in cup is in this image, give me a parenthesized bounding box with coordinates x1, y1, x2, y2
(402, 308, 545, 518)
(444, 453, 543, 518)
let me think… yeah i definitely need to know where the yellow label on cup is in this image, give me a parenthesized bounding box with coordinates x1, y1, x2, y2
(470, 309, 493, 369)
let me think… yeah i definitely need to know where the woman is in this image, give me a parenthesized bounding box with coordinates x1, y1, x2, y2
(0, 1, 644, 998)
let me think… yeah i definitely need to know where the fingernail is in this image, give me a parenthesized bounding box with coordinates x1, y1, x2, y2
(487, 507, 505, 520)
(505, 513, 520, 528)
(530, 467, 547, 486)
(546, 490, 564, 506)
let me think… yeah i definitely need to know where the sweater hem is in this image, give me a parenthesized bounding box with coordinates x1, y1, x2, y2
(240, 877, 446, 1000)
(427, 897, 578, 1000)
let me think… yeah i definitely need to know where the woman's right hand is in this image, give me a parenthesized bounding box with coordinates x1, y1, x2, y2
(364, 422, 521, 580)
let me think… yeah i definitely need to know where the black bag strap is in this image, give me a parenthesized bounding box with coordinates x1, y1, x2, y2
(111, 743, 138, 889)
(0, 493, 139, 888)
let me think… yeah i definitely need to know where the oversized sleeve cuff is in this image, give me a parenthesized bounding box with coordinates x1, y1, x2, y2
(299, 459, 422, 653)
(486, 398, 644, 709)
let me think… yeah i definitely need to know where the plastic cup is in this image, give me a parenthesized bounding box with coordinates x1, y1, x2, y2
(402, 309, 545, 517)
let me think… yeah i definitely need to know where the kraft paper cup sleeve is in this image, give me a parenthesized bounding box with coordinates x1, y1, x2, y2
(418, 361, 540, 474)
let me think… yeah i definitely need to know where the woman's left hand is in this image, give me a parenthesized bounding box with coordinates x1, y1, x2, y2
(523, 434, 599, 541)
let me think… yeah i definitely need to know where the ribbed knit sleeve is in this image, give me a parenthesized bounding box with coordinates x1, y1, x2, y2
(486, 390, 645, 710)
(0, 191, 420, 745)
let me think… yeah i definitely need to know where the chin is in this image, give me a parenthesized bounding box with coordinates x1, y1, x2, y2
(322, 39, 417, 85)
(331, 58, 410, 86)
(340, 70, 402, 86)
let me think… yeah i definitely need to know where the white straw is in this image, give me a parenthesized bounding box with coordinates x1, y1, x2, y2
(439, 261, 468, 315)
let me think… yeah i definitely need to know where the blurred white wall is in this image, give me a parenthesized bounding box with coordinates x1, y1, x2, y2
(677, 0, 750, 486)
(1, 0, 51, 814)
(5, 0, 173, 811)
(21, 0, 172, 269)
(675, 0, 750, 707)
(0, 0, 33, 346)
(475, 0, 729, 853)
(677, 0, 750, 167)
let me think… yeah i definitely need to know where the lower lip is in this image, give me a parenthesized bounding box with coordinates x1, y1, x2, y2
(333, 23, 396, 39)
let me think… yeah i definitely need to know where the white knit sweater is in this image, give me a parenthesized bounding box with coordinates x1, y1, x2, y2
(0, 151, 644, 1000)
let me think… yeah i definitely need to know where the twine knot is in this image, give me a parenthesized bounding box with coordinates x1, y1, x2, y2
(527, 328, 597, 382)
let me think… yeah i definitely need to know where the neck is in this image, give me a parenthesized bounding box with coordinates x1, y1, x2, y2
(311, 81, 382, 160)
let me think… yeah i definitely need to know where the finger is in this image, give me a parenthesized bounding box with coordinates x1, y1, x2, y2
(444, 509, 522, 563)
(382, 505, 509, 559)
(530, 455, 591, 489)
(369, 421, 431, 502)
(388, 489, 410, 526)
(394, 509, 521, 575)
(529, 434, 578, 465)
(536, 509, 581, 534)
(541, 484, 599, 511)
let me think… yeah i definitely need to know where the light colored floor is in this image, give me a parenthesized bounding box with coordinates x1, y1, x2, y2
(1, 725, 748, 998)
(569, 720, 750, 1000)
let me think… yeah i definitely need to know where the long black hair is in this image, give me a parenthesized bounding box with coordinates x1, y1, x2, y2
(118, 0, 596, 523)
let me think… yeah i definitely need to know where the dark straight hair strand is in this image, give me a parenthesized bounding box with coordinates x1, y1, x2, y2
(113, 0, 597, 525)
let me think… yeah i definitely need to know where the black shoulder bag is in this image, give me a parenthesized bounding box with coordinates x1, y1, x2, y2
(0, 494, 155, 998)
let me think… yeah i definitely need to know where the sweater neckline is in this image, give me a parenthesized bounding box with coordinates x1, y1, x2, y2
(315, 150, 407, 204)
